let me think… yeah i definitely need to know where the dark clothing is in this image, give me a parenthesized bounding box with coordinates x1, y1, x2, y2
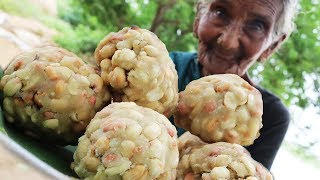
(169, 51, 290, 170)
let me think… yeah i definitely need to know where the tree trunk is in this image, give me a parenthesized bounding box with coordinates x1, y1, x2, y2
(150, 0, 177, 33)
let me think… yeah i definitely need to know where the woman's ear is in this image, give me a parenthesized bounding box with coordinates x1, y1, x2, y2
(259, 34, 287, 62)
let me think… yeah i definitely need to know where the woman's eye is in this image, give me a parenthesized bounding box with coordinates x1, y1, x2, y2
(213, 7, 226, 17)
(208, 6, 228, 25)
(247, 20, 265, 32)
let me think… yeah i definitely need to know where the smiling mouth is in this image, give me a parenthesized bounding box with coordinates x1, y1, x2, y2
(206, 44, 240, 62)
(214, 51, 235, 61)
(212, 49, 242, 64)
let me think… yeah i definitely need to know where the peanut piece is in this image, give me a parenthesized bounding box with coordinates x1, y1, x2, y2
(112, 49, 136, 70)
(229, 161, 249, 178)
(144, 45, 159, 57)
(4, 77, 22, 96)
(224, 92, 238, 109)
(120, 140, 135, 158)
(54, 80, 65, 98)
(84, 157, 100, 172)
(143, 122, 161, 140)
(210, 167, 230, 179)
(44, 66, 59, 80)
(43, 119, 59, 130)
(3, 98, 14, 115)
(99, 44, 116, 59)
(123, 165, 146, 180)
(146, 88, 164, 101)
(88, 74, 103, 92)
(109, 67, 128, 89)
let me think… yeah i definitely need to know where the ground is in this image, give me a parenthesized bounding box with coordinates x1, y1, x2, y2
(0, 11, 56, 69)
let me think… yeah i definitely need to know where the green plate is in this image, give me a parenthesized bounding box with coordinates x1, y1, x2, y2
(0, 68, 77, 178)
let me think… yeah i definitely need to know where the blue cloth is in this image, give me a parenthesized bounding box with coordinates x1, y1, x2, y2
(169, 52, 201, 136)
(169, 52, 201, 91)
(169, 51, 290, 170)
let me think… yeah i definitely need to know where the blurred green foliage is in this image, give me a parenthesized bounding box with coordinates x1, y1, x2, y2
(0, 0, 43, 17)
(254, 0, 320, 111)
(57, 0, 197, 53)
(283, 142, 320, 169)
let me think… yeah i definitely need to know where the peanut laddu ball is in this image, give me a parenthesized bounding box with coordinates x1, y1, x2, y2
(174, 74, 263, 146)
(94, 26, 179, 117)
(177, 132, 273, 180)
(0, 46, 111, 144)
(72, 102, 179, 180)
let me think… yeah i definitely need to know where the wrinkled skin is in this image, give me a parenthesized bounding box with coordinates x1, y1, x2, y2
(194, 0, 286, 78)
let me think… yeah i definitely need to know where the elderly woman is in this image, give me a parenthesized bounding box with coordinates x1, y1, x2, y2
(170, 0, 298, 170)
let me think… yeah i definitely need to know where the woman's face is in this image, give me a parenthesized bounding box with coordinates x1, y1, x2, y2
(195, 0, 284, 76)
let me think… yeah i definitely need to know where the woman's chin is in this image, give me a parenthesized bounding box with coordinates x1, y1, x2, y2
(204, 67, 246, 77)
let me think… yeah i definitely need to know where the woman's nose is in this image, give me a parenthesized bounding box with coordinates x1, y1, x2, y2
(217, 25, 241, 50)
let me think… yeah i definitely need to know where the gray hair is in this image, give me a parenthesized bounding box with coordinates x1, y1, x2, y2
(274, 0, 298, 40)
(196, 0, 298, 41)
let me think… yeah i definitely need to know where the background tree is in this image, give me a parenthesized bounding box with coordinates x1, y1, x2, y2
(58, 0, 197, 52)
